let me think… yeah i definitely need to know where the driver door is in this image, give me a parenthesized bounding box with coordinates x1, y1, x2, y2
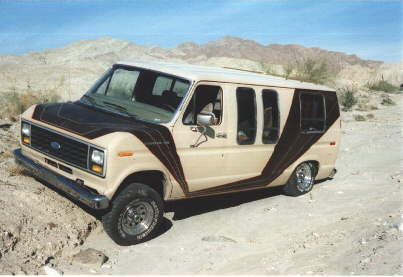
(172, 82, 229, 192)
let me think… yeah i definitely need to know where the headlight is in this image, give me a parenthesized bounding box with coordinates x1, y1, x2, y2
(22, 123, 31, 136)
(91, 149, 104, 165)
(21, 122, 31, 144)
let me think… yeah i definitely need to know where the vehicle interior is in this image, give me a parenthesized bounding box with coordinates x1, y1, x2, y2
(86, 66, 191, 122)
(183, 85, 222, 125)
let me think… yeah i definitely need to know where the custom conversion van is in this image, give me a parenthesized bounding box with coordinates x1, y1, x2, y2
(14, 61, 340, 245)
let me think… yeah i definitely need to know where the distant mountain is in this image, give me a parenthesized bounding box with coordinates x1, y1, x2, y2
(0, 36, 400, 100)
(174, 36, 382, 71)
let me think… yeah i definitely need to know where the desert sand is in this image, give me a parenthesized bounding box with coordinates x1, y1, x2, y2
(1, 93, 401, 275)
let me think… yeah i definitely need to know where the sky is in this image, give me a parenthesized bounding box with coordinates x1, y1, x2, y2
(0, 0, 402, 62)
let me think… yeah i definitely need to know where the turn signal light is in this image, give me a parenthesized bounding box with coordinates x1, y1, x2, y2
(91, 164, 103, 173)
(23, 137, 30, 143)
(118, 151, 133, 157)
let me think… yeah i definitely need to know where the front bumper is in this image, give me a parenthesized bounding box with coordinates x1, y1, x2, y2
(13, 148, 109, 209)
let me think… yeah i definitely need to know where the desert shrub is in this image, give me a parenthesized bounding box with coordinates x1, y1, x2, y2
(283, 63, 294, 79)
(354, 114, 366, 121)
(338, 88, 357, 111)
(356, 103, 369, 111)
(8, 164, 28, 176)
(369, 80, 399, 93)
(0, 89, 61, 120)
(380, 94, 395, 106)
(1, 151, 14, 159)
(366, 113, 375, 119)
(295, 58, 332, 85)
(369, 105, 378, 110)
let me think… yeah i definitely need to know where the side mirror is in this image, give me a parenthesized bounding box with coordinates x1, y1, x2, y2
(196, 113, 215, 126)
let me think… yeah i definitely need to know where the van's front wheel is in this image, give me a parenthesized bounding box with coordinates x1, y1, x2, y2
(102, 183, 164, 246)
(284, 162, 315, 196)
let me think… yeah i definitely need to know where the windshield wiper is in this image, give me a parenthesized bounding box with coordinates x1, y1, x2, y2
(103, 101, 138, 119)
(81, 94, 97, 107)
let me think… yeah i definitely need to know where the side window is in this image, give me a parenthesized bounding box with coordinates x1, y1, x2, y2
(106, 68, 140, 100)
(262, 89, 280, 143)
(236, 87, 256, 145)
(300, 92, 326, 133)
(93, 76, 109, 95)
(183, 85, 222, 125)
(152, 76, 173, 96)
(173, 80, 190, 97)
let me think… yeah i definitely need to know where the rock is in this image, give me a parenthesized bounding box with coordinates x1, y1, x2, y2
(101, 263, 112, 269)
(43, 265, 62, 275)
(47, 222, 58, 230)
(202, 235, 237, 243)
(9, 224, 22, 236)
(0, 120, 12, 130)
(72, 248, 108, 268)
(360, 257, 371, 264)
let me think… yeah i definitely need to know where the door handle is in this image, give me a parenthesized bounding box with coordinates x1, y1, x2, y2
(216, 132, 227, 138)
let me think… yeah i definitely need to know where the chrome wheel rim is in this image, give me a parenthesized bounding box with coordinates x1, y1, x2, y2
(121, 200, 154, 236)
(295, 163, 313, 192)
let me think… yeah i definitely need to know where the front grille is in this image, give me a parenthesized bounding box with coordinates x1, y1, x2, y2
(30, 125, 89, 169)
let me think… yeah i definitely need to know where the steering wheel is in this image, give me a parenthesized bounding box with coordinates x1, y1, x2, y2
(161, 104, 176, 112)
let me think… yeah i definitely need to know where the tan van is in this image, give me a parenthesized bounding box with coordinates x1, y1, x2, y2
(14, 61, 340, 245)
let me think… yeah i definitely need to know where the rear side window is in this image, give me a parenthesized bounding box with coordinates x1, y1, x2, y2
(173, 80, 190, 97)
(152, 77, 189, 97)
(236, 87, 256, 145)
(152, 76, 172, 96)
(262, 89, 280, 143)
(300, 92, 326, 133)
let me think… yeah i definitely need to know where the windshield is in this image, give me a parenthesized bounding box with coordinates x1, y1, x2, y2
(80, 65, 191, 123)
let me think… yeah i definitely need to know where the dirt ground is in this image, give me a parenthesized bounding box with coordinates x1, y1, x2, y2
(0, 94, 402, 275)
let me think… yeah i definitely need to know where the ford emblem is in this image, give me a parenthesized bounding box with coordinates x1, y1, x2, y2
(50, 141, 61, 150)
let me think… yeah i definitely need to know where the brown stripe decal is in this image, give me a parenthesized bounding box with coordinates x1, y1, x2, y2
(187, 89, 340, 197)
(32, 102, 190, 193)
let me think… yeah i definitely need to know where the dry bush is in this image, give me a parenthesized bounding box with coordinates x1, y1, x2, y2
(354, 114, 366, 121)
(294, 58, 333, 85)
(283, 63, 294, 79)
(1, 151, 14, 159)
(0, 88, 60, 120)
(366, 113, 375, 120)
(357, 103, 369, 111)
(368, 80, 399, 93)
(261, 59, 335, 85)
(338, 87, 358, 111)
(8, 164, 28, 177)
(381, 94, 395, 106)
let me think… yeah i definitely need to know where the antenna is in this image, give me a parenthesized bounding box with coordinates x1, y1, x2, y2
(222, 66, 268, 75)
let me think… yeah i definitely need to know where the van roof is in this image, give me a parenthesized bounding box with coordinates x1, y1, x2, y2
(117, 60, 336, 92)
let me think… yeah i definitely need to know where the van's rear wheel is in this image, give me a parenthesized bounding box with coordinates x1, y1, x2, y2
(102, 183, 163, 246)
(284, 162, 315, 196)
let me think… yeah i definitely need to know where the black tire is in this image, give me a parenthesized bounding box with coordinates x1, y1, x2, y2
(284, 162, 315, 197)
(102, 183, 164, 246)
